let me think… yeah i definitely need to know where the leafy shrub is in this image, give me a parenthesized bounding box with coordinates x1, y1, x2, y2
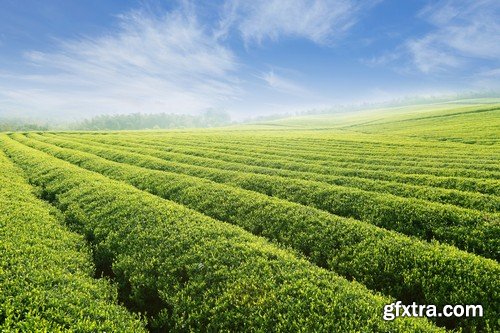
(0, 150, 145, 332)
(13, 133, 499, 331)
(0, 135, 442, 332)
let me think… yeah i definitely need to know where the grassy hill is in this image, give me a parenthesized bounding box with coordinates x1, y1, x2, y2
(241, 99, 500, 145)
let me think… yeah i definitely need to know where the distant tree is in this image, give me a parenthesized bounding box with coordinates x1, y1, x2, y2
(0, 119, 49, 132)
(202, 109, 231, 127)
(73, 110, 232, 131)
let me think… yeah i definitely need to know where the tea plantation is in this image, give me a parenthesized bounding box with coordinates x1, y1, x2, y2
(1, 102, 498, 332)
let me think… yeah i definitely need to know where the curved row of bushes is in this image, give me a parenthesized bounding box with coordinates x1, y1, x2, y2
(0, 150, 145, 332)
(119, 133, 500, 170)
(15, 134, 500, 331)
(29, 133, 500, 260)
(114, 135, 499, 179)
(60, 133, 499, 181)
(161, 135, 500, 170)
(56, 133, 500, 195)
(0, 135, 441, 332)
(55, 133, 499, 212)
(106, 132, 498, 165)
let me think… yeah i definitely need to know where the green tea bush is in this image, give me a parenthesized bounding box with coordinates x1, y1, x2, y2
(0, 135, 444, 332)
(29, 133, 498, 259)
(0, 151, 145, 332)
(55, 133, 499, 212)
(85, 133, 499, 195)
(14, 134, 499, 331)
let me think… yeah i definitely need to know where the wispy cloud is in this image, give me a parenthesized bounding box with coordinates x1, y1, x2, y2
(259, 70, 310, 95)
(407, 0, 500, 73)
(362, 0, 500, 86)
(361, 51, 402, 68)
(218, 0, 377, 45)
(406, 36, 462, 74)
(0, 4, 239, 120)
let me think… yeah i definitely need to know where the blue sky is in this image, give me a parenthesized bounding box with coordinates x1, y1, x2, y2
(0, 0, 499, 120)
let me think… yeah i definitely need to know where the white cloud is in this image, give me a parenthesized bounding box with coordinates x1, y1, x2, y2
(218, 0, 376, 45)
(478, 68, 500, 78)
(362, 52, 402, 68)
(0, 1, 375, 120)
(406, 36, 462, 73)
(408, 0, 500, 73)
(259, 70, 310, 95)
(0, 5, 239, 120)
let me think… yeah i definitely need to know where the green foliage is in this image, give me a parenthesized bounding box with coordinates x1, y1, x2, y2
(349, 105, 500, 145)
(259, 103, 500, 145)
(51, 132, 500, 212)
(0, 119, 49, 132)
(12, 133, 500, 331)
(27, 133, 499, 260)
(74, 109, 231, 130)
(0, 135, 442, 332)
(1, 104, 498, 332)
(0, 150, 145, 331)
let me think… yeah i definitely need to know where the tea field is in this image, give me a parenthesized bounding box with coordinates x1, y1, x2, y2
(1, 102, 499, 332)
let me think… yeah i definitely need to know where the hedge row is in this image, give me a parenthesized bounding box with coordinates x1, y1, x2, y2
(0, 150, 145, 332)
(0, 135, 442, 332)
(108, 135, 499, 179)
(29, 133, 500, 260)
(58, 132, 498, 171)
(56, 133, 500, 195)
(160, 136, 500, 171)
(98, 131, 498, 166)
(56, 133, 499, 212)
(15, 134, 500, 331)
(128, 136, 499, 188)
